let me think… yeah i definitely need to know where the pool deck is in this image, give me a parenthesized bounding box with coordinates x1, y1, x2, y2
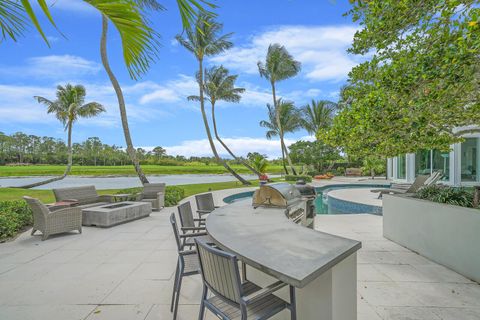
(1, 184, 479, 320)
(327, 188, 383, 208)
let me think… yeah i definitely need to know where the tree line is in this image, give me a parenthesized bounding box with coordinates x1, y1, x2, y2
(0, 132, 286, 168)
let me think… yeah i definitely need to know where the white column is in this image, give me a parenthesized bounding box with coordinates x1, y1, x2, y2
(406, 153, 416, 183)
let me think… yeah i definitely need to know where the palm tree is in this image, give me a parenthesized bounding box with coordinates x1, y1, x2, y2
(301, 99, 337, 138)
(258, 44, 301, 175)
(189, 66, 261, 176)
(260, 99, 302, 174)
(18, 84, 105, 188)
(176, 15, 250, 185)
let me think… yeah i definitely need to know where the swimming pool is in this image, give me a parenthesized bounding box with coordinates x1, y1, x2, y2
(222, 184, 388, 215)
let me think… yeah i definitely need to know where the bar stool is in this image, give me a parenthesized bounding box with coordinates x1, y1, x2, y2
(195, 237, 297, 320)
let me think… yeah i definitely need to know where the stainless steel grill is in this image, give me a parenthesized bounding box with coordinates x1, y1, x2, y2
(252, 182, 315, 228)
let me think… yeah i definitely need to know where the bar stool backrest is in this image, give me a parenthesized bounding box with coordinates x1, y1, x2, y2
(169, 213, 184, 252)
(177, 202, 195, 229)
(195, 193, 215, 212)
(195, 238, 243, 306)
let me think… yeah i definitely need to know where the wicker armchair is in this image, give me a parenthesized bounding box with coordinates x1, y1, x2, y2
(137, 183, 165, 210)
(23, 196, 82, 241)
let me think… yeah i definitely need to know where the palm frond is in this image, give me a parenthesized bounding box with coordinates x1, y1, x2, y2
(258, 43, 301, 82)
(86, 0, 161, 80)
(0, 1, 27, 42)
(77, 102, 106, 117)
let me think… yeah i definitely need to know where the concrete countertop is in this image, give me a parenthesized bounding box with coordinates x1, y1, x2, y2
(206, 199, 362, 288)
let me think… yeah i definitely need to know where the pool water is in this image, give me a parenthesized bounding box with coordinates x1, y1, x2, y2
(223, 184, 388, 215)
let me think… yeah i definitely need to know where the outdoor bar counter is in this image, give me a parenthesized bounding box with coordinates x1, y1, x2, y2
(206, 199, 362, 320)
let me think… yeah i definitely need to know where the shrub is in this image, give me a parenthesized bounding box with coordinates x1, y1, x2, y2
(0, 200, 33, 242)
(415, 185, 474, 208)
(284, 175, 313, 183)
(165, 186, 185, 207)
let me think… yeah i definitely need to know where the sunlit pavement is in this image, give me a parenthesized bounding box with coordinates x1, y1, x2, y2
(0, 187, 479, 320)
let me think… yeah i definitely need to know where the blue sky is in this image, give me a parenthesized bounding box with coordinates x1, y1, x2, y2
(0, 0, 360, 158)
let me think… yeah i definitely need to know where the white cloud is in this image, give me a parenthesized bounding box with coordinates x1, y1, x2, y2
(163, 136, 314, 158)
(138, 75, 198, 105)
(0, 55, 101, 79)
(210, 25, 362, 82)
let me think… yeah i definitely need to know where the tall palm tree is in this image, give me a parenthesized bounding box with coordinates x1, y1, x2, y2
(258, 44, 301, 175)
(260, 99, 302, 174)
(189, 66, 261, 176)
(301, 99, 337, 137)
(18, 84, 105, 188)
(176, 14, 250, 185)
(2, 0, 213, 185)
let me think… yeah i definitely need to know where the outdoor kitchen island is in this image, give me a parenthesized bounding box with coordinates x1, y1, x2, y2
(206, 198, 362, 320)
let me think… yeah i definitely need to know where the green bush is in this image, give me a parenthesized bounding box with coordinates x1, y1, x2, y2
(284, 175, 313, 183)
(165, 186, 185, 207)
(0, 200, 33, 242)
(415, 185, 474, 208)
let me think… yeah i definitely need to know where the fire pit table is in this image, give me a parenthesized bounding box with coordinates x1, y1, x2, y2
(81, 201, 152, 227)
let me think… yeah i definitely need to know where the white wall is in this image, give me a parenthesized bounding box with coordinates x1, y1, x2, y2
(383, 194, 480, 283)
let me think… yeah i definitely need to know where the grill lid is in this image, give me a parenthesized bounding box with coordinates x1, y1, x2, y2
(252, 183, 301, 208)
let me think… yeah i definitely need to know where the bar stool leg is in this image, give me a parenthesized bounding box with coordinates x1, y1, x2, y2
(171, 261, 180, 312)
(290, 285, 297, 320)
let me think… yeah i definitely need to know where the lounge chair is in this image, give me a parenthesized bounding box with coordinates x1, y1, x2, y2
(23, 196, 82, 241)
(371, 172, 441, 199)
(195, 237, 297, 320)
(136, 183, 165, 211)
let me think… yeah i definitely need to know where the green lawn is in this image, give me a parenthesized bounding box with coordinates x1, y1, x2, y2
(0, 165, 284, 177)
(0, 180, 265, 203)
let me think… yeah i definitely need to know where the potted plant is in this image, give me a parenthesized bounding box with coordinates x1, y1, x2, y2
(249, 154, 269, 185)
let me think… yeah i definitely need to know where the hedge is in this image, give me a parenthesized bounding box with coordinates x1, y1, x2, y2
(0, 200, 33, 242)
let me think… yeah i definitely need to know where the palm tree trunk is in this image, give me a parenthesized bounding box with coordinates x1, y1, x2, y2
(211, 101, 261, 177)
(198, 58, 250, 185)
(271, 81, 296, 175)
(16, 122, 73, 189)
(280, 139, 289, 175)
(100, 15, 148, 185)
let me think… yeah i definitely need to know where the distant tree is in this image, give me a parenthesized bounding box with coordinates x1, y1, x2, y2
(152, 146, 167, 160)
(289, 140, 342, 174)
(22, 84, 105, 188)
(258, 44, 301, 174)
(260, 99, 302, 174)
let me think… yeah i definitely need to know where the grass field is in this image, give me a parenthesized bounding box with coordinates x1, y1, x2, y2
(0, 180, 263, 203)
(0, 165, 285, 177)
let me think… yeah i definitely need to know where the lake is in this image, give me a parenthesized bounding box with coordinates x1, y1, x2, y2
(0, 174, 267, 190)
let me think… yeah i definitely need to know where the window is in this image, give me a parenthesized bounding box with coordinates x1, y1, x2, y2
(432, 150, 450, 181)
(396, 155, 406, 179)
(461, 138, 480, 182)
(415, 150, 431, 176)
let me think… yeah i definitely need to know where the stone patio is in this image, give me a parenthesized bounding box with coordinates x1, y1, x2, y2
(0, 187, 479, 320)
